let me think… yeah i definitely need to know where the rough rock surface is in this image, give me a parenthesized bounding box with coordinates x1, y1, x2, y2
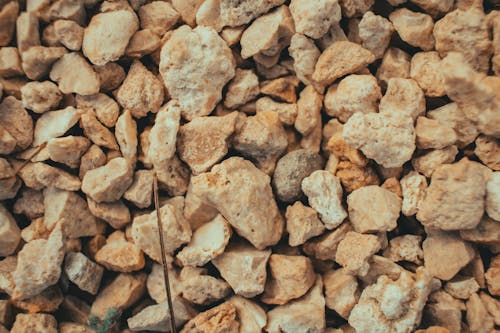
(64, 252, 103, 295)
(180, 301, 239, 333)
(324, 269, 359, 319)
(285, 201, 325, 247)
(289, 0, 341, 39)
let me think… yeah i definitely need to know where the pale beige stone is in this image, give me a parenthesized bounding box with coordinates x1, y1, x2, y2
(114, 110, 137, 166)
(123, 169, 153, 208)
(160, 25, 235, 120)
(416, 116, 457, 149)
(80, 112, 118, 150)
(475, 135, 500, 171)
(82, 157, 133, 203)
(33, 107, 80, 146)
(410, 51, 446, 97)
(11, 314, 57, 333)
(384, 235, 424, 265)
(0, 96, 33, 151)
(95, 230, 144, 273)
(116, 60, 164, 119)
(312, 41, 375, 86)
(466, 293, 495, 333)
(10, 286, 63, 313)
(486, 172, 500, 220)
(324, 74, 381, 123)
(224, 69, 259, 108)
(390, 8, 435, 51)
(82, 10, 138, 66)
(260, 76, 300, 103)
(289, 0, 341, 39)
(146, 264, 181, 303)
(0, 47, 22, 78)
(412, 145, 459, 178)
(0, 174, 20, 201)
(295, 85, 322, 137)
(0, 123, 15, 154)
(485, 255, 500, 296)
(50, 53, 100, 95)
(16, 12, 40, 53)
(340, 0, 373, 17)
(228, 296, 267, 333)
(348, 268, 433, 333)
(13, 227, 65, 300)
(379, 78, 425, 121)
(317, 23, 348, 50)
(262, 254, 316, 305)
(64, 252, 103, 295)
(212, 242, 271, 298)
(285, 201, 325, 246)
(479, 292, 500, 326)
(417, 159, 490, 231)
(21, 46, 67, 81)
(87, 198, 130, 229)
(171, 0, 203, 27)
(0, 203, 21, 257)
(75, 93, 119, 128)
(434, 8, 492, 73)
(411, 0, 453, 17)
(196, 0, 286, 31)
(178, 112, 237, 175)
(0, 256, 16, 296)
(177, 214, 231, 267)
(131, 203, 192, 261)
(139, 1, 179, 36)
(288, 34, 321, 89)
(43, 187, 101, 238)
(59, 322, 95, 333)
(180, 267, 231, 305)
(220, 26, 244, 46)
(336, 231, 381, 276)
(94, 62, 126, 91)
(326, 122, 369, 167)
(423, 231, 475, 280)
(18, 162, 81, 191)
(180, 301, 239, 333)
(401, 171, 427, 216)
(359, 11, 394, 59)
(324, 269, 359, 319)
(191, 157, 283, 249)
(376, 47, 411, 88)
(335, 161, 380, 193)
(54, 20, 84, 51)
(428, 103, 479, 148)
(460, 215, 500, 245)
(156, 155, 190, 196)
(21, 81, 62, 114)
(91, 273, 147, 318)
(79, 144, 106, 179)
(13, 189, 44, 220)
(266, 275, 325, 333)
(343, 111, 416, 168)
(444, 276, 480, 300)
(47, 136, 90, 168)
(0, 2, 18, 47)
(347, 185, 401, 233)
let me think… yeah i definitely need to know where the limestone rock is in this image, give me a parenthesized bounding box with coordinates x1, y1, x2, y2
(21, 81, 62, 114)
(87, 198, 130, 229)
(336, 231, 381, 276)
(0, 2, 18, 47)
(384, 235, 424, 265)
(295, 85, 322, 137)
(0, 47, 22, 78)
(13, 189, 44, 219)
(415, 117, 457, 150)
(475, 135, 500, 171)
(285, 201, 325, 246)
(75, 93, 119, 128)
(312, 41, 375, 86)
(0, 203, 21, 257)
(147, 264, 182, 303)
(18, 162, 81, 191)
(376, 48, 411, 88)
(82, 10, 139, 66)
(33, 107, 81, 146)
(180, 302, 239, 333)
(303, 223, 352, 261)
(0, 96, 33, 151)
(171, 0, 203, 27)
(262, 254, 316, 305)
(260, 76, 300, 103)
(190, 157, 284, 249)
(301, 170, 347, 229)
(179, 267, 231, 306)
(177, 214, 231, 267)
(11, 314, 57, 333)
(139, 1, 179, 36)
(401, 171, 428, 216)
(224, 69, 259, 109)
(64, 252, 103, 295)
(47, 136, 90, 168)
(485, 255, 500, 296)
(79, 144, 106, 179)
(228, 296, 267, 333)
(324, 268, 360, 319)
(288, 34, 321, 89)
(212, 242, 271, 298)
(379, 78, 425, 121)
(466, 293, 495, 333)
(123, 169, 153, 208)
(94, 62, 126, 91)
(13, 227, 65, 300)
(389, 8, 435, 51)
(114, 110, 137, 166)
(80, 112, 119, 150)
(412, 146, 459, 178)
(21, 46, 68, 81)
(178, 112, 237, 175)
(50, 53, 100, 95)
(444, 276, 480, 300)
(427, 103, 478, 148)
(289, 0, 341, 39)
(82, 157, 133, 203)
(160, 25, 235, 120)
(340, 0, 374, 17)
(347, 185, 401, 233)
(486, 172, 500, 220)
(0, 256, 17, 296)
(417, 159, 490, 231)
(359, 11, 394, 59)
(410, 51, 446, 97)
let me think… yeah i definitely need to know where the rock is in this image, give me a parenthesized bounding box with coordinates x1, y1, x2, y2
(466, 293, 495, 333)
(324, 74, 381, 123)
(87, 198, 130, 229)
(0, 256, 16, 296)
(0, 2, 18, 47)
(379, 78, 425, 121)
(50, 53, 100, 95)
(288, 34, 321, 89)
(262, 254, 316, 305)
(177, 214, 231, 267)
(64, 252, 104, 295)
(410, 51, 446, 97)
(336, 231, 381, 276)
(125, 29, 160, 59)
(285, 201, 325, 246)
(180, 302, 239, 333)
(301, 170, 347, 229)
(0, 203, 21, 257)
(123, 169, 153, 208)
(179, 267, 231, 306)
(0, 123, 15, 154)
(18, 162, 81, 191)
(444, 276, 480, 300)
(348, 268, 433, 333)
(156, 155, 190, 196)
(13, 189, 44, 219)
(412, 145, 459, 178)
(266, 275, 325, 333)
(485, 255, 500, 296)
(359, 11, 394, 59)
(21, 81, 62, 114)
(417, 159, 490, 231)
(384, 235, 424, 265)
(94, 230, 144, 273)
(295, 85, 322, 137)
(212, 242, 271, 298)
(21, 46, 68, 81)
(303, 223, 353, 261)
(335, 160, 380, 193)
(224, 69, 259, 108)
(131, 203, 191, 262)
(389, 8, 435, 51)
(43, 187, 101, 238)
(479, 292, 500, 326)
(13, 227, 65, 300)
(60, 295, 91, 325)
(128, 298, 196, 332)
(486, 172, 500, 220)
(79, 144, 106, 179)
(260, 76, 300, 103)
(0, 96, 33, 151)
(178, 112, 237, 175)
(0, 47, 22, 78)
(401, 171, 428, 216)
(146, 264, 182, 303)
(82, 157, 133, 203)
(347, 185, 401, 233)
(82, 10, 138, 65)
(33, 107, 81, 146)
(376, 48, 411, 88)
(460, 215, 500, 245)
(76, 93, 119, 128)
(312, 41, 375, 86)
(11, 314, 57, 333)
(415, 117, 457, 150)
(91, 273, 147, 318)
(59, 322, 95, 333)
(324, 268, 360, 319)
(160, 25, 235, 120)
(53, 19, 83, 51)
(93, 62, 126, 91)
(340, 0, 374, 17)
(114, 110, 137, 166)
(116, 60, 164, 119)
(423, 231, 475, 280)
(47, 136, 90, 168)
(16, 12, 39, 53)
(228, 296, 267, 333)
(475, 135, 500, 171)
(343, 111, 416, 168)
(190, 157, 284, 249)
(290, 0, 340, 39)
(139, 1, 179, 36)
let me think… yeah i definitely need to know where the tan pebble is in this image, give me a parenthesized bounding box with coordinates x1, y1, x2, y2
(224, 69, 259, 109)
(16, 12, 40, 53)
(95, 231, 144, 273)
(379, 78, 425, 121)
(50, 53, 100, 95)
(288, 33, 322, 89)
(295, 85, 322, 136)
(485, 255, 500, 296)
(0, 47, 22, 78)
(21, 81, 62, 114)
(0, 204, 21, 257)
(401, 171, 427, 216)
(324, 268, 359, 319)
(390, 8, 435, 51)
(87, 198, 130, 229)
(33, 107, 80, 146)
(54, 19, 84, 51)
(285, 201, 325, 247)
(171, 0, 203, 27)
(444, 276, 480, 300)
(79, 144, 106, 179)
(412, 145, 459, 178)
(21, 46, 67, 81)
(410, 51, 446, 97)
(125, 29, 161, 59)
(415, 116, 457, 149)
(384, 235, 423, 264)
(466, 293, 495, 333)
(13, 189, 44, 219)
(123, 169, 153, 208)
(0, 2, 18, 47)
(93, 62, 126, 91)
(75, 93, 119, 128)
(376, 47, 411, 88)
(359, 11, 394, 59)
(138, 1, 179, 36)
(64, 252, 103, 295)
(289, 0, 341, 39)
(80, 112, 118, 150)
(181, 302, 239, 333)
(11, 313, 57, 333)
(228, 296, 267, 333)
(0, 96, 33, 150)
(47, 136, 90, 168)
(335, 231, 381, 276)
(260, 76, 300, 104)
(18, 162, 81, 191)
(335, 160, 380, 193)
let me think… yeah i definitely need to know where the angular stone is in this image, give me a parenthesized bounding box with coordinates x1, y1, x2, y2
(180, 302, 239, 333)
(384, 235, 424, 265)
(285, 201, 325, 246)
(389, 8, 435, 51)
(180, 267, 231, 306)
(444, 276, 480, 300)
(379, 78, 425, 121)
(114, 110, 137, 166)
(228, 296, 267, 333)
(123, 170, 153, 209)
(415, 116, 457, 150)
(303, 223, 352, 261)
(11, 314, 57, 333)
(0, 96, 33, 151)
(47, 136, 90, 168)
(224, 69, 259, 109)
(359, 11, 394, 59)
(412, 145, 459, 178)
(0, 2, 18, 47)
(336, 231, 381, 276)
(288, 34, 322, 89)
(64, 252, 103, 295)
(376, 47, 411, 88)
(80, 112, 118, 150)
(324, 268, 359, 319)
(95, 230, 144, 273)
(466, 293, 495, 333)
(79, 144, 106, 179)
(485, 255, 500, 296)
(0, 203, 21, 257)
(21, 81, 62, 114)
(75, 93, 119, 128)
(50, 53, 100, 95)
(139, 1, 179, 36)
(33, 107, 81, 146)
(18, 162, 81, 191)
(87, 198, 130, 229)
(401, 171, 427, 216)
(290, 0, 341, 39)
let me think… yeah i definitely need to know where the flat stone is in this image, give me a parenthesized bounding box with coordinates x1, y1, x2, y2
(64, 252, 103, 295)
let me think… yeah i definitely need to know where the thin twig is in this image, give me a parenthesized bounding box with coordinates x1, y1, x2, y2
(13, 142, 48, 174)
(153, 173, 177, 333)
